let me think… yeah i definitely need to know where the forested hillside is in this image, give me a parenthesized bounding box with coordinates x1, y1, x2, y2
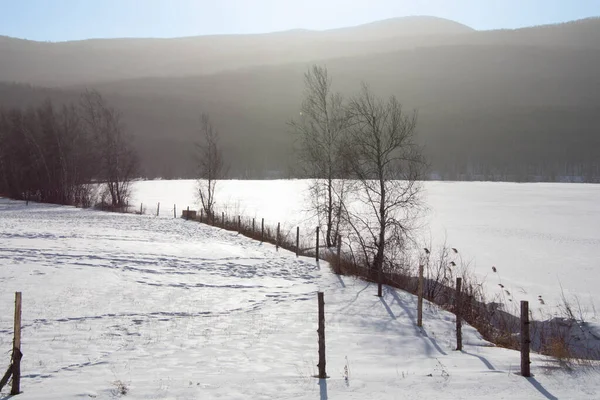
(1, 17, 599, 181)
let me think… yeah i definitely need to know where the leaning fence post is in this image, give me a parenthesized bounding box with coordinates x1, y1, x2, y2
(276, 222, 280, 251)
(296, 227, 300, 257)
(315, 227, 320, 261)
(455, 277, 463, 351)
(156, 202, 160, 217)
(417, 265, 424, 327)
(12, 292, 22, 395)
(317, 292, 327, 379)
(521, 300, 531, 377)
(261, 218, 264, 243)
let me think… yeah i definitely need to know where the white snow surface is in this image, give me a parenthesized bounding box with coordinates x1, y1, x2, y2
(1, 198, 599, 399)
(132, 180, 600, 319)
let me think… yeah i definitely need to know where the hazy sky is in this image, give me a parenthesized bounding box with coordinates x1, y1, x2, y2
(2, 0, 600, 41)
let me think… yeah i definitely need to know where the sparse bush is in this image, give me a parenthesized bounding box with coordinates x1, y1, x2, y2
(195, 113, 227, 220)
(75, 183, 99, 208)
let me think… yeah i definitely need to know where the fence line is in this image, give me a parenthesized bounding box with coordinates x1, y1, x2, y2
(116, 202, 542, 372)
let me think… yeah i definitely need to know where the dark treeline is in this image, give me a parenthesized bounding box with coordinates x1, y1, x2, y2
(1, 82, 599, 183)
(0, 91, 138, 207)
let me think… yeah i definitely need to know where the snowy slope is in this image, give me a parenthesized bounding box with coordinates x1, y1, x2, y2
(0, 198, 598, 399)
(132, 180, 600, 320)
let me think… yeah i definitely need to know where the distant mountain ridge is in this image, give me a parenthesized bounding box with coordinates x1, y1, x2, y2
(4, 16, 600, 86)
(1, 16, 473, 42)
(0, 16, 476, 86)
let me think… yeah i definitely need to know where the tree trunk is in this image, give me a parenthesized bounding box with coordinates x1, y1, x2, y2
(326, 177, 333, 247)
(375, 174, 386, 297)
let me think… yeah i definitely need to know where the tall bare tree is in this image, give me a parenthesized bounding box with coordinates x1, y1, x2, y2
(289, 65, 351, 248)
(196, 113, 226, 218)
(80, 90, 138, 209)
(345, 84, 426, 297)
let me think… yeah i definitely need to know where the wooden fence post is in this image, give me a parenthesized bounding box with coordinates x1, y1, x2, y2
(12, 292, 22, 395)
(261, 218, 264, 243)
(521, 300, 531, 377)
(317, 292, 327, 379)
(156, 202, 160, 217)
(455, 277, 462, 351)
(296, 227, 300, 257)
(187, 206, 190, 221)
(173, 204, 176, 218)
(276, 222, 280, 251)
(252, 218, 255, 234)
(238, 215, 241, 233)
(140, 203, 143, 215)
(315, 227, 320, 261)
(417, 265, 424, 327)
(199, 208, 203, 222)
(222, 212, 225, 227)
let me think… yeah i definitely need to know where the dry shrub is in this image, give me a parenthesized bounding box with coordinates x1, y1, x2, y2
(547, 337, 571, 361)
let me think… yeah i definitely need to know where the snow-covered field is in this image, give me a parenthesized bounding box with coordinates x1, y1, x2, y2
(2, 198, 599, 399)
(131, 180, 600, 319)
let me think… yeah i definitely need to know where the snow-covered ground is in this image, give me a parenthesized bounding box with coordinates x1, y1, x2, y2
(131, 180, 600, 320)
(1, 198, 599, 399)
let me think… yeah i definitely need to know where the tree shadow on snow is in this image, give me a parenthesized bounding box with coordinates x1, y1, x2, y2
(462, 351, 496, 370)
(419, 329, 448, 356)
(387, 287, 416, 322)
(379, 297, 397, 320)
(337, 282, 372, 313)
(525, 377, 558, 400)
(385, 286, 448, 356)
(318, 378, 328, 400)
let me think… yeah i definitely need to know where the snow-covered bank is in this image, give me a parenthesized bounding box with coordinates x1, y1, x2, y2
(131, 180, 600, 320)
(1, 198, 598, 399)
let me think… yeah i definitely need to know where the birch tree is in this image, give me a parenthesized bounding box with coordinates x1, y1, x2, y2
(289, 65, 351, 248)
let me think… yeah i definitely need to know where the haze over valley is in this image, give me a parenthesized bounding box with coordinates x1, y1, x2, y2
(2, 16, 599, 180)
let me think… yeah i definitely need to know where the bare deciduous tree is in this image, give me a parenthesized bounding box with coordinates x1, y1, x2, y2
(196, 113, 226, 219)
(289, 65, 351, 248)
(345, 84, 426, 297)
(80, 90, 138, 209)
